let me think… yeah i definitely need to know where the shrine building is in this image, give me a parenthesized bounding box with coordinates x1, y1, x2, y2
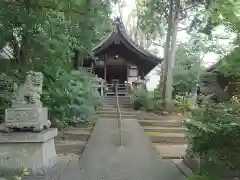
(74, 19, 162, 95)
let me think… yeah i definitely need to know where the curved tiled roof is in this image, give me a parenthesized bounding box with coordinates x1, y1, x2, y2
(93, 18, 162, 65)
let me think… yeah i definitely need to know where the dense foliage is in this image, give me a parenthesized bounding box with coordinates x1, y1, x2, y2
(132, 87, 163, 113)
(0, 0, 113, 128)
(42, 69, 101, 128)
(173, 44, 203, 97)
(185, 95, 240, 177)
(185, 48, 240, 178)
(174, 95, 192, 114)
(218, 46, 240, 76)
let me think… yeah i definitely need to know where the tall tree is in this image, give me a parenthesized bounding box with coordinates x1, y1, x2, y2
(0, 0, 112, 70)
(135, 0, 238, 110)
(137, 0, 204, 110)
(0, 0, 113, 124)
(172, 43, 204, 96)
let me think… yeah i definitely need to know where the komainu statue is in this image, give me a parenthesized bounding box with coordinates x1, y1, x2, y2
(0, 71, 51, 133)
(12, 71, 43, 107)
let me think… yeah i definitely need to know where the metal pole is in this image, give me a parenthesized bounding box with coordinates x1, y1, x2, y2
(115, 83, 123, 147)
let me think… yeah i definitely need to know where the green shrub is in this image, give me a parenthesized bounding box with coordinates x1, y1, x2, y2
(42, 67, 101, 129)
(0, 68, 101, 129)
(132, 88, 150, 111)
(133, 87, 163, 113)
(174, 95, 191, 114)
(185, 95, 240, 174)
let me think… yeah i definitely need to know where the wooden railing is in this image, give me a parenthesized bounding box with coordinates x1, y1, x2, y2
(106, 83, 127, 96)
(115, 83, 123, 146)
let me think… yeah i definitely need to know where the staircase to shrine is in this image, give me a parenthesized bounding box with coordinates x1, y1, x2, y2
(98, 96, 187, 159)
(54, 94, 187, 159)
(105, 84, 128, 96)
(98, 96, 135, 118)
(138, 113, 187, 159)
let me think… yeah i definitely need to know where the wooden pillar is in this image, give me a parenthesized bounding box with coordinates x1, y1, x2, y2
(90, 61, 94, 74)
(104, 54, 107, 82)
(137, 66, 140, 77)
(127, 63, 130, 83)
(138, 66, 144, 80)
(100, 79, 104, 97)
(141, 71, 144, 79)
(104, 66, 107, 81)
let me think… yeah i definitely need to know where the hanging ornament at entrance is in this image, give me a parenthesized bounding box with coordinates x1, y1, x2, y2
(114, 55, 119, 59)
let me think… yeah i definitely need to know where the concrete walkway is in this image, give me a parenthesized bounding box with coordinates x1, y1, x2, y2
(23, 117, 186, 180)
(67, 118, 186, 180)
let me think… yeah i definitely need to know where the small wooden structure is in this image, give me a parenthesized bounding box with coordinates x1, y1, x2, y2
(199, 47, 240, 102)
(74, 18, 162, 95)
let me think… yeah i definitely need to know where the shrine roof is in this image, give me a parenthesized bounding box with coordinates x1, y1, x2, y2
(93, 18, 163, 67)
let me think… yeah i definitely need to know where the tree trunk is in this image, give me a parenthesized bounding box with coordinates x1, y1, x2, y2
(19, 31, 28, 69)
(161, 0, 173, 98)
(164, 0, 180, 111)
(161, 30, 171, 93)
(165, 21, 178, 110)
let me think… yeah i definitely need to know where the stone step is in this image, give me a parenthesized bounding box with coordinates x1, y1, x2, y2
(103, 102, 131, 105)
(102, 105, 132, 108)
(103, 97, 131, 100)
(97, 110, 139, 115)
(103, 104, 131, 107)
(57, 129, 91, 141)
(143, 126, 186, 133)
(55, 140, 86, 155)
(106, 92, 127, 96)
(137, 114, 184, 121)
(99, 107, 135, 112)
(103, 102, 131, 106)
(104, 96, 130, 98)
(99, 114, 136, 118)
(145, 132, 187, 144)
(139, 120, 183, 127)
(73, 124, 95, 129)
(103, 98, 130, 101)
(154, 143, 187, 159)
(103, 103, 131, 106)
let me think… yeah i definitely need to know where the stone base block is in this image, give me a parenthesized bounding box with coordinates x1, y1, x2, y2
(4, 107, 51, 132)
(0, 128, 58, 175)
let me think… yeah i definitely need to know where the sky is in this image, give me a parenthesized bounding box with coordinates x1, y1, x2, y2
(118, 0, 234, 90)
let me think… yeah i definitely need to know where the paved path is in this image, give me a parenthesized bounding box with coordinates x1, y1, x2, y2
(24, 117, 186, 180)
(73, 118, 186, 180)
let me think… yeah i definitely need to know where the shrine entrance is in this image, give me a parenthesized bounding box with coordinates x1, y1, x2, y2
(106, 64, 127, 84)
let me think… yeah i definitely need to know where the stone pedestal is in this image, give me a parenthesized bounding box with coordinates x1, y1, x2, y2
(0, 128, 57, 175)
(4, 107, 51, 132)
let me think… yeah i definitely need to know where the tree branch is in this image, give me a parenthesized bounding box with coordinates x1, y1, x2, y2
(180, 3, 200, 13)
(148, 40, 164, 48)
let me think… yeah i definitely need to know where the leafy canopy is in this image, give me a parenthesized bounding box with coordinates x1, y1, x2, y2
(0, 0, 114, 127)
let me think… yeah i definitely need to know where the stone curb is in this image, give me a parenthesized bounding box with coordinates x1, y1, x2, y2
(172, 159, 193, 177)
